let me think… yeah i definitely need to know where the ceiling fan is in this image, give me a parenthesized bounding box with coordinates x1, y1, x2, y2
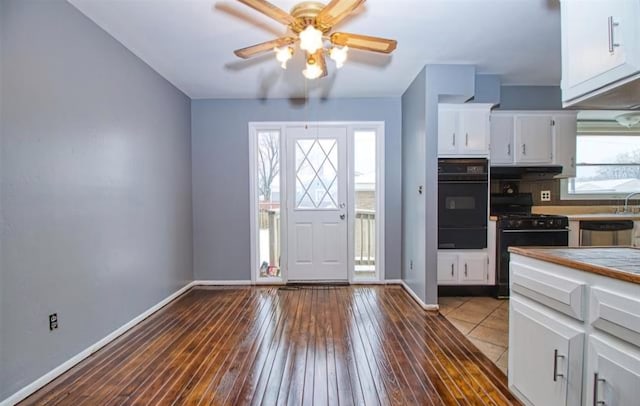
(232, 0, 397, 79)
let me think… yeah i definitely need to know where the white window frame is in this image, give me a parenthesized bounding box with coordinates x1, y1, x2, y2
(249, 121, 386, 284)
(561, 131, 640, 200)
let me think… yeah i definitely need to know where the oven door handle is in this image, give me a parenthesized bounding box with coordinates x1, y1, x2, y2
(502, 229, 568, 233)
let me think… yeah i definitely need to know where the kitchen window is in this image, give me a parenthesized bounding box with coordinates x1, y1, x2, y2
(563, 133, 640, 199)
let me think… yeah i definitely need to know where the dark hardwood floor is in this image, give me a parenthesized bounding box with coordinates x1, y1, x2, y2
(21, 285, 521, 405)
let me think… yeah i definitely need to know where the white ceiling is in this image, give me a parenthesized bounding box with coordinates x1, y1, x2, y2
(68, 0, 562, 99)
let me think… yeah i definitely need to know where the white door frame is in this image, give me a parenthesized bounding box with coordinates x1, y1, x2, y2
(249, 121, 385, 284)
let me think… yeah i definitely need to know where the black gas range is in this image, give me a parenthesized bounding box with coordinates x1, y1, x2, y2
(491, 194, 569, 298)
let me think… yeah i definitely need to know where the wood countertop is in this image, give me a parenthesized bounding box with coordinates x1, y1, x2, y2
(565, 213, 640, 221)
(509, 247, 640, 285)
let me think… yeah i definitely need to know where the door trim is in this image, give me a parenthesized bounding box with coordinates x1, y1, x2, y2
(249, 121, 385, 284)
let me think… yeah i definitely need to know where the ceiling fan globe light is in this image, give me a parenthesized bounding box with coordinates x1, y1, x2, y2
(303, 61, 323, 80)
(330, 46, 348, 69)
(299, 25, 324, 54)
(274, 46, 293, 69)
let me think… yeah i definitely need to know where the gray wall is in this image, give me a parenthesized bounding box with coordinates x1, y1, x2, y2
(401, 68, 427, 300)
(0, 0, 5, 395)
(401, 65, 476, 305)
(0, 0, 193, 400)
(191, 98, 402, 281)
(499, 85, 562, 110)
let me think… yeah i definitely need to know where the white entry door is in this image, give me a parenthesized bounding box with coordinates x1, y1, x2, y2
(286, 125, 348, 281)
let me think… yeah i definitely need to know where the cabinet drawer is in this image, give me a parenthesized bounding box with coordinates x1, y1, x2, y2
(511, 262, 586, 320)
(590, 287, 640, 347)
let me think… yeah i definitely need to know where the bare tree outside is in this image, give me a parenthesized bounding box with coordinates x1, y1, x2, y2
(596, 149, 640, 179)
(258, 131, 279, 201)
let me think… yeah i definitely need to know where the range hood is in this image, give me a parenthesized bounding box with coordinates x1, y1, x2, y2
(490, 166, 563, 180)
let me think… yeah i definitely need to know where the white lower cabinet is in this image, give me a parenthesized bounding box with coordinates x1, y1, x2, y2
(509, 254, 640, 406)
(585, 336, 640, 406)
(510, 298, 584, 406)
(437, 251, 489, 285)
(437, 253, 458, 283)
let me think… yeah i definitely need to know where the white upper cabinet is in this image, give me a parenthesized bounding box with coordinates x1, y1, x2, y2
(561, 0, 640, 108)
(438, 108, 459, 155)
(489, 115, 515, 165)
(515, 115, 554, 164)
(490, 111, 578, 177)
(553, 114, 578, 178)
(438, 104, 493, 157)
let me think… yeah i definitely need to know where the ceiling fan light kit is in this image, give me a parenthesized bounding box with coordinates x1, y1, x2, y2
(233, 0, 397, 80)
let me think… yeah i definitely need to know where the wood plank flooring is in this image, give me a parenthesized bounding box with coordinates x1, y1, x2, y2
(20, 286, 521, 405)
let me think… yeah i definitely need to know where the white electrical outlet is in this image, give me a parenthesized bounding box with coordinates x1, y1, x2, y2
(541, 190, 551, 202)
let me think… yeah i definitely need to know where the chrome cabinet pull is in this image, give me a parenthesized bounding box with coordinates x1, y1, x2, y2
(608, 16, 620, 53)
(451, 264, 454, 277)
(522, 144, 526, 155)
(553, 349, 565, 382)
(464, 263, 468, 277)
(507, 143, 511, 156)
(452, 133, 456, 146)
(465, 133, 469, 146)
(593, 372, 606, 405)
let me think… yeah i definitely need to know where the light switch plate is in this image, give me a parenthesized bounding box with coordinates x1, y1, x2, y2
(541, 190, 551, 202)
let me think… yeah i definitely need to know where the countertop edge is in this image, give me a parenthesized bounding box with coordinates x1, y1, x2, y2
(508, 247, 640, 285)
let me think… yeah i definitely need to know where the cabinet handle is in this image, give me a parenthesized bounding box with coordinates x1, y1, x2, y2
(465, 133, 469, 146)
(522, 144, 526, 155)
(451, 264, 454, 277)
(464, 263, 468, 277)
(553, 349, 565, 382)
(507, 143, 511, 156)
(452, 133, 456, 146)
(593, 372, 606, 405)
(608, 16, 620, 54)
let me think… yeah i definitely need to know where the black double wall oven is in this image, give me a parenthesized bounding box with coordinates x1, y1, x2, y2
(438, 158, 488, 249)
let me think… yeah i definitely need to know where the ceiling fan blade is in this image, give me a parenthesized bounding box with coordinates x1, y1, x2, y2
(317, 0, 366, 27)
(236, 0, 296, 26)
(330, 32, 397, 53)
(234, 37, 296, 59)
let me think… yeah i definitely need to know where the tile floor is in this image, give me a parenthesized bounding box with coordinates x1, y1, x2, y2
(439, 296, 509, 374)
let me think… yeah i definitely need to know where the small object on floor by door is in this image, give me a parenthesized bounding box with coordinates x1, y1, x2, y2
(259, 261, 269, 277)
(267, 265, 279, 276)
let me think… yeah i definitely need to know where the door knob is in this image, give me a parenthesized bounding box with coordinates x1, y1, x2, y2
(340, 214, 346, 220)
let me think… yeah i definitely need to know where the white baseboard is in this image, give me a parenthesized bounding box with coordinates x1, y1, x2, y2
(400, 280, 440, 311)
(0, 281, 197, 406)
(349, 279, 403, 285)
(192, 280, 252, 286)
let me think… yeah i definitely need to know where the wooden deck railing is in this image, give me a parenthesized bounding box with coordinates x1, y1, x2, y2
(260, 208, 375, 268)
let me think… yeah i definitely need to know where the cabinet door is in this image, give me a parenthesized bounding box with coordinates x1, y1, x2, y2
(585, 336, 640, 406)
(515, 115, 554, 164)
(459, 253, 488, 284)
(553, 115, 578, 178)
(490, 115, 515, 165)
(561, 0, 640, 102)
(459, 110, 489, 155)
(438, 109, 458, 155)
(509, 298, 584, 406)
(437, 253, 458, 284)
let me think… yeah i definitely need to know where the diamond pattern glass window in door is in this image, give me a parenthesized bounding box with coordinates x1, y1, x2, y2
(295, 138, 338, 209)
